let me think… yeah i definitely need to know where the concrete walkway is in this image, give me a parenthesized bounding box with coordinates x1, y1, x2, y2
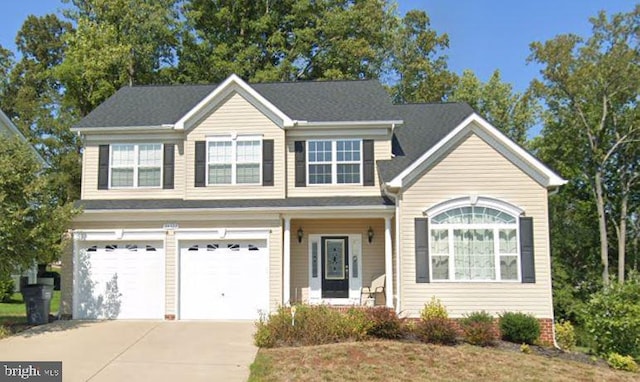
(0, 321, 257, 381)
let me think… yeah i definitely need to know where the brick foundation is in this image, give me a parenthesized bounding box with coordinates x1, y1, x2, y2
(164, 314, 176, 320)
(538, 318, 554, 346)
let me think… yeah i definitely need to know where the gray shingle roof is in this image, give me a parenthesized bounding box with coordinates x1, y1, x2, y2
(377, 103, 475, 181)
(77, 196, 394, 210)
(252, 81, 400, 122)
(74, 80, 400, 128)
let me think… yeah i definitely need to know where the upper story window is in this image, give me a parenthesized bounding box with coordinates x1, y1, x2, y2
(207, 137, 261, 185)
(110, 143, 162, 188)
(429, 206, 519, 282)
(308, 139, 361, 185)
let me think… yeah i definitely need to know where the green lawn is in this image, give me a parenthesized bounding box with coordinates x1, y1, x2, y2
(0, 291, 61, 327)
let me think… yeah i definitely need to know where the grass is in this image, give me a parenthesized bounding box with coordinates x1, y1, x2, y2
(249, 341, 638, 382)
(0, 290, 61, 338)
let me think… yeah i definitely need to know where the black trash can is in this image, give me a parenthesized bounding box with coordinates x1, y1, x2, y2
(21, 284, 53, 325)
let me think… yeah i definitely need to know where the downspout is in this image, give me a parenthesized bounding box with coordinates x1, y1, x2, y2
(549, 184, 561, 349)
(382, 183, 401, 314)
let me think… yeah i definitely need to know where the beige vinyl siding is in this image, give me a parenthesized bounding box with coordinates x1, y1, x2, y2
(81, 141, 186, 200)
(164, 234, 176, 315)
(290, 218, 386, 303)
(185, 92, 285, 199)
(60, 240, 73, 317)
(399, 133, 553, 318)
(286, 136, 391, 197)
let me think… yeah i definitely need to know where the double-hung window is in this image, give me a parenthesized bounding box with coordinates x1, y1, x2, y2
(207, 137, 261, 185)
(110, 143, 162, 188)
(429, 206, 519, 281)
(308, 139, 362, 185)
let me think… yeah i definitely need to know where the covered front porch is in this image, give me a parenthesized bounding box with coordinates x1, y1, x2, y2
(282, 215, 395, 308)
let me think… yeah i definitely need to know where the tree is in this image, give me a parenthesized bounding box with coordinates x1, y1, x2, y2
(0, 137, 76, 276)
(390, 9, 455, 103)
(178, 0, 399, 83)
(2, 14, 81, 202)
(529, 6, 640, 285)
(58, 0, 180, 114)
(450, 69, 539, 145)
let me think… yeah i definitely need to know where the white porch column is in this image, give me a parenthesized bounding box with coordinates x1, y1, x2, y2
(283, 217, 291, 305)
(384, 217, 394, 308)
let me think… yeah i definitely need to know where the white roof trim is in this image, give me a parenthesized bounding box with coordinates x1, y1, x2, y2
(423, 195, 525, 218)
(0, 109, 45, 164)
(0, 109, 25, 138)
(292, 120, 403, 128)
(387, 113, 566, 189)
(71, 124, 175, 133)
(174, 74, 294, 130)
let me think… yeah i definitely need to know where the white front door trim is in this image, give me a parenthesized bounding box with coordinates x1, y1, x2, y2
(308, 234, 362, 305)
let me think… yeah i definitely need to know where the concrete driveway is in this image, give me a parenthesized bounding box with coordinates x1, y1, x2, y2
(0, 320, 257, 381)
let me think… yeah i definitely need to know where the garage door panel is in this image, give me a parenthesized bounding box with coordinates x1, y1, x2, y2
(75, 241, 165, 319)
(179, 240, 269, 320)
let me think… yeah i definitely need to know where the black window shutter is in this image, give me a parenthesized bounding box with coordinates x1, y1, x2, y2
(98, 144, 109, 190)
(262, 139, 274, 186)
(520, 216, 536, 283)
(294, 141, 306, 187)
(415, 218, 430, 283)
(363, 139, 375, 186)
(163, 143, 175, 189)
(194, 141, 206, 187)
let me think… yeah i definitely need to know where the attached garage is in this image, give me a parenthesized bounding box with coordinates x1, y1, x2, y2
(74, 241, 165, 319)
(179, 240, 269, 320)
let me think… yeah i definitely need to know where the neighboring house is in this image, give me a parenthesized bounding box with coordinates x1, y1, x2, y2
(62, 74, 565, 341)
(0, 108, 42, 289)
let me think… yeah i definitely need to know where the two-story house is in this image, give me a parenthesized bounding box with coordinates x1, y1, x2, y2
(62, 74, 564, 341)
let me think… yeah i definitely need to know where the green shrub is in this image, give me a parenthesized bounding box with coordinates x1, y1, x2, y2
(364, 307, 404, 339)
(583, 272, 640, 359)
(420, 296, 448, 320)
(499, 312, 540, 345)
(0, 325, 10, 339)
(253, 305, 370, 348)
(0, 276, 15, 303)
(606, 352, 639, 373)
(416, 317, 458, 345)
(555, 320, 576, 351)
(459, 311, 496, 346)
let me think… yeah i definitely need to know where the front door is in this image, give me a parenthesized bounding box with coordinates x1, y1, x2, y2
(321, 237, 349, 298)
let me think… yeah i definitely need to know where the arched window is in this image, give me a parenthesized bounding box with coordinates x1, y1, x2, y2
(429, 203, 520, 281)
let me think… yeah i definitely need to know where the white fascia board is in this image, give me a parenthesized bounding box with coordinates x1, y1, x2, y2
(0, 109, 25, 138)
(76, 205, 395, 221)
(71, 125, 175, 134)
(387, 113, 567, 189)
(293, 120, 403, 128)
(1, 109, 46, 165)
(83, 132, 184, 142)
(287, 128, 391, 138)
(174, 74, 294, 130)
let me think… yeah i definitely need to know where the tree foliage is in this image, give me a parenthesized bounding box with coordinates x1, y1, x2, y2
(450, 69, 539, 145)
(0, 137, 77, 276)
(530, 5, 640, 285)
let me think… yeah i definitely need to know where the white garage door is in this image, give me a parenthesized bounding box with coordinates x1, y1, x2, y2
(180, 240, 269, 320)
(74, 241, 165, 319)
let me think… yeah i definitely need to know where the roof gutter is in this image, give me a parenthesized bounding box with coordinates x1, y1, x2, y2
(70, 124, 176, 134)
(292, 120, 403, 128)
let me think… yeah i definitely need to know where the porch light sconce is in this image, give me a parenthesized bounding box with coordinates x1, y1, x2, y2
(367, 226, 374, 244)
(297, 227, 304, 243)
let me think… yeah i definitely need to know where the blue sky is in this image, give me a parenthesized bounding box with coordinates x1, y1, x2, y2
(0, 0, 635, 93)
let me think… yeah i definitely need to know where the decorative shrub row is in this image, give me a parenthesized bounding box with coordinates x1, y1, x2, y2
(255, 298, 543, 349)
(254, 305, 405, 348)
